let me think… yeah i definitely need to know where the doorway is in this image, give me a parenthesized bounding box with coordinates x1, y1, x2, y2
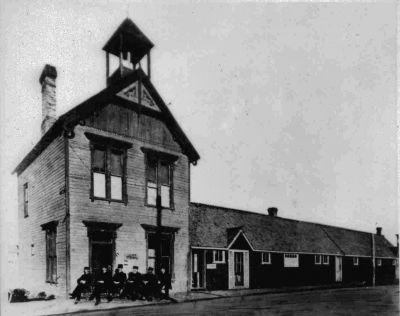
(91, 240, 113, 275)
(335, 256, 343, 282)
(192, 249, 205, 289)
(228, 250, 249, 289)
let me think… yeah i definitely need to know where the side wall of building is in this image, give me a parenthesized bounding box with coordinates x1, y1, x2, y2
(17, 136, 66, 296)
(68, 104, 191, 293)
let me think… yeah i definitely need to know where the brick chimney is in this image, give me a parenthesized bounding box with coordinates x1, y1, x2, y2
(39, 64, 57, 135)
(376, 227, 382, 236)
(268, 207, 278, 217)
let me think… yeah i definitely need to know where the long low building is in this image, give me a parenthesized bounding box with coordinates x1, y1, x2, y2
(189, 203, 398, 290)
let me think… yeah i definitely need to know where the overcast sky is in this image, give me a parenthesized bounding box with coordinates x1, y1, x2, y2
(0, 1, 397, 245)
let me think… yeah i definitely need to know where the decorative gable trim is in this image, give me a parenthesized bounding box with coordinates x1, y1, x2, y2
(116, 81, 160, 112)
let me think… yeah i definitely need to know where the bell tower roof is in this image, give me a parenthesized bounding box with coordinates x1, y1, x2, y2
(103, 18, 154, 64)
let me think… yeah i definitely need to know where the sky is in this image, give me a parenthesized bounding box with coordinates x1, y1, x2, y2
(0, 0, 397, 257)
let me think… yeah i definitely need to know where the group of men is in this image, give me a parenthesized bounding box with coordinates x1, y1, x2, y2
(70, 264, 172, 305)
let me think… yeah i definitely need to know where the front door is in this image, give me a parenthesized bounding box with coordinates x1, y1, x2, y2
(192, 249, 205, 289)
(90, 230, 115, 275)
(335, 256, 343, 282)
(91, 242, 113, 275)
(229, 250, 249, 289)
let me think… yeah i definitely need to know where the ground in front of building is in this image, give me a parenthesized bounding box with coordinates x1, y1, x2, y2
(3, 285, 399, 316)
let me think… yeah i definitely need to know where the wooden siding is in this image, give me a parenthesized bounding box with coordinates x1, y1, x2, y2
(86, 103, 182, 153)
(17, 136, 66, 297)
(69, 105, 190, 293)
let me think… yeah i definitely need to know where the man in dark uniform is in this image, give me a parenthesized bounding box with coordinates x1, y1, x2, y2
(91, 266, 112, 305)
(123, 266, 144, 301)
(142, 267, 157, 301)
(70, 267, 93, 304)
(157, 266, 172, 299)
(111, 264, 126, 298)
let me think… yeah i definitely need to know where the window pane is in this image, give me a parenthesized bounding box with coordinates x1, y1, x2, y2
(110, 151, 123, 176)
(111, 176, 122, 200)
(147, 184, 157, 205)
(93, 148, 105, 171)
(159, 163, 170, 185)
(147, 158, 157, 182)
(93, 172, 106, 198)
(161, 185, 170, 208)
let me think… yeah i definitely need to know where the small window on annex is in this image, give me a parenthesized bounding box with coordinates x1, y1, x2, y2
(213, 250, 225, 263)
(284, 253, 299, 267)
(261, 252, 271, 264)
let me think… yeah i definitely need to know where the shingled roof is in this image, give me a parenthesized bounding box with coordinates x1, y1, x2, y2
(189, 202, 396, 258)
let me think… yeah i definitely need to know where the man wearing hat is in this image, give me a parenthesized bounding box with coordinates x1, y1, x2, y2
(157, 266, 172, 299)
(91, 266, 113, 305)
(112, 264, 127, 298)
(123, 265, 144, 301)
(142, 267, 157, 301)
(70, 267, 93, 304)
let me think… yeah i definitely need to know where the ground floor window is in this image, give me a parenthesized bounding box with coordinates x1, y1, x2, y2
(353, 257, 359, 266)
(376, 259, 382, 266)
(393, 259, 397, 266)
(284, 253, 299, 267)
(213, 250, 225, 263)
(322, 255, 329, 265)
(261, 252, 271, 264)
(315, 255, 321, 265)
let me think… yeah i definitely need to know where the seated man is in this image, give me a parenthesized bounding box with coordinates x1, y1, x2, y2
(112, 264, 127, 298)
(157, 266, 172, 299)
(70, 267, 93, 304)
(91, 266, 112, 305)
(123, 266, 144, 301)
(142, 267, 157, 301)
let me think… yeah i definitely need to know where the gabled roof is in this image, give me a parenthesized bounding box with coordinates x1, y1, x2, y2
(189, 202, 397, 258)
(13, 69, 200, 175)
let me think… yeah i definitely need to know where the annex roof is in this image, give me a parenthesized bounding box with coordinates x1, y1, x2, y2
(189, 202, 396, 258)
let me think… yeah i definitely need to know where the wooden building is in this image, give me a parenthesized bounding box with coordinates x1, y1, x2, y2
(14, 19, 199, 297)
(190, 203, 398, 290)
(13, 18, 397, 298)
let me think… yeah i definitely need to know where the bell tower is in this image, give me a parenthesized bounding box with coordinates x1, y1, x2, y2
(103, 18, 154, 86)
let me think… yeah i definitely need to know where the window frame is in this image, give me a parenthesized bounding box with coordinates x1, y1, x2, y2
(90, 143, 128, 204)
(322, 255, 329, 265)
(353, 257, 359, 266)
(284, 253, 299, 268)
(23, 182, 28, 218)
(376, 258, 382, 267)
(41, 221, 58, 284)
(212, 250, 225, 263)
(261, 252, 271, 265)
(392, 259, 397, 266)
(145, 155, 174, 210)
(314, 255, 321, 265)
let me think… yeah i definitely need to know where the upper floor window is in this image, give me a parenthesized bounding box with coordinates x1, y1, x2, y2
(353, 257, 359, 266)
(87, 133, 131, 204)
(146, 156, 174, 208)
(213, 250, 225, 263)
(261, 252, 271, 264)
(284, 253, 299, 267)
(23, 183, 28, 217)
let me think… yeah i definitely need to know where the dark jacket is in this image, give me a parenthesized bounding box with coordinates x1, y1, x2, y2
(77, 273, 93, 286)
(113, 271, 127, 284)
(142, 273, 157, 287)
(157, 272, 172, 289)
(127, 271, 143, 285)
(95, 271, 112, 287)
